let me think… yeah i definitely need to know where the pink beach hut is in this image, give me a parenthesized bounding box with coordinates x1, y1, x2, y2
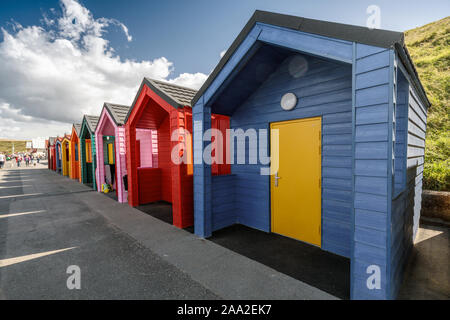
(95, 103, 131, 203)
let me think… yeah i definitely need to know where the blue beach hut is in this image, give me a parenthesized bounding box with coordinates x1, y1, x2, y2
(192, 11, 430, 299)
(55, 137, 63, 174)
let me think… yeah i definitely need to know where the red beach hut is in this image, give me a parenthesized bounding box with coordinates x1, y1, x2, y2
(125, 78, 229, 229)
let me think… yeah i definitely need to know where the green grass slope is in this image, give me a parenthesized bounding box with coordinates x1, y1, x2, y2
(405, 16, 449, 191)
(0, 140, 29, 154)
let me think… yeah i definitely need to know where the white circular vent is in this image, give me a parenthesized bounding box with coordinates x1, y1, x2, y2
(280, 92, 297, 111)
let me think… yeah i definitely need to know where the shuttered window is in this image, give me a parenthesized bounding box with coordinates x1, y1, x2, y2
(85, 139, 92, 163)
(75, 143, 79, 161)
(108, 143, 114, 164)
(103, 137, 115, 165)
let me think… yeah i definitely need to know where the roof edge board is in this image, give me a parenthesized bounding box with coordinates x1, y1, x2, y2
(395, 43, 431, 108)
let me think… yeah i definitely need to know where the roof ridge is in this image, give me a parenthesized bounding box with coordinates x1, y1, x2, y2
(104, 102, 130, 108)
(253, 10, 404, 36)
(104, 103, 130, 125)
(146, 77, 198, 92)
(85, 114, 99, 118)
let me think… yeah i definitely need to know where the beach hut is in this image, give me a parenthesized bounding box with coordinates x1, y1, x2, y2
(70, 124, 82, 181)
(47, 137, 56, 170)
(125, 78, 229, 228)
(192, 11, 430, 300)
(95, 103, 131, 203)
(79, 115, 100, 190)
(55, 137, 63, 173)
(61, 134, 71, 176)
(45, 139, 49, 168)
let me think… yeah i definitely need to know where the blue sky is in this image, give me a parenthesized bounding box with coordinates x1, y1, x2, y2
(1, 0, 449, 77)
(0, 0, 448, 139)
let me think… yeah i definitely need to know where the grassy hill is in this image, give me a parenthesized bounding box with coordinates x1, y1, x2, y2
(405, 16, 449, 191)
(0, 139, 29, 154)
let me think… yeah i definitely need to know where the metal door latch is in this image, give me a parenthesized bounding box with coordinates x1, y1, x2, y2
(274, 172, 281, 187)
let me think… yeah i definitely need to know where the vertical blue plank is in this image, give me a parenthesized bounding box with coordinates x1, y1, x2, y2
(352, 44, 391, 300)
(350, 42, 357, 300)
(193, 98, 212, 237)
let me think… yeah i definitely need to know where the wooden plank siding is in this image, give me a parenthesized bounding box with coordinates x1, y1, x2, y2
(212, 175, 236, 231)
(193, 101, 213, 236)
(136, 129, 154, 168)
(352, 44, 392, 300)
(116, 127, 128, 202)
(229, 55, 353, 257)
(389, 63, 428, 298)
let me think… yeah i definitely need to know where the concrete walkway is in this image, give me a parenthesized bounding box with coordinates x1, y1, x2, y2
(398, 223, 450, 299)
(0, 162, 336, 299)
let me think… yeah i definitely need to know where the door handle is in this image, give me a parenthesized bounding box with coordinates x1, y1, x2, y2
(274, 172, 281, 187)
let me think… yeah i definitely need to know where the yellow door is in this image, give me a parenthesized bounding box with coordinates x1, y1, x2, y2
(271, 117, 321, 246)
(62, 142, 69, 176)
(68, 141, 73, 178)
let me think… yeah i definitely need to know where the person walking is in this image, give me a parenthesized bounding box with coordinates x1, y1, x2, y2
(0, 153, 5, 169)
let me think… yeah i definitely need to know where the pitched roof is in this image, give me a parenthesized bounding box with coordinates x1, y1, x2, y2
(125, 78, 198, 123)
(145, 78, 197, 108)
(192, 10, 430, 108)
(83, 115, 100, 133)
(48, 137, 56, 145)
(73, 123, 81, 136)
(104, 103, 131, 126)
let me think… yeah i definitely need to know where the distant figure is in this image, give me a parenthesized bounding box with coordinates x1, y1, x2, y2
(0, 153, 5, 169)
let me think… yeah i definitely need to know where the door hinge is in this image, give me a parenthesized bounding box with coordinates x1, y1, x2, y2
(319, 130, 321, 140)
(319, 225, 321, 234)
(319, 178, 321, 188)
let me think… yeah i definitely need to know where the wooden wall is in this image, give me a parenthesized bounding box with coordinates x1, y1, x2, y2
(136, 129, 153, 168)
(389, 63, 428, 298)
(210, 54, 353, 259)
(351, 44, 392, 300)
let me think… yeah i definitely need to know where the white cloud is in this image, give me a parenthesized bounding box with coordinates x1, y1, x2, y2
(0, 103, 34, 122)
(0, 115, 71, 140)
(0, 0, 207, 139)
(169, 72, 208, 90)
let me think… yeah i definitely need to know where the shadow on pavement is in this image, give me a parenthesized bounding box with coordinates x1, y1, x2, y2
(210, 224, 350, 299)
